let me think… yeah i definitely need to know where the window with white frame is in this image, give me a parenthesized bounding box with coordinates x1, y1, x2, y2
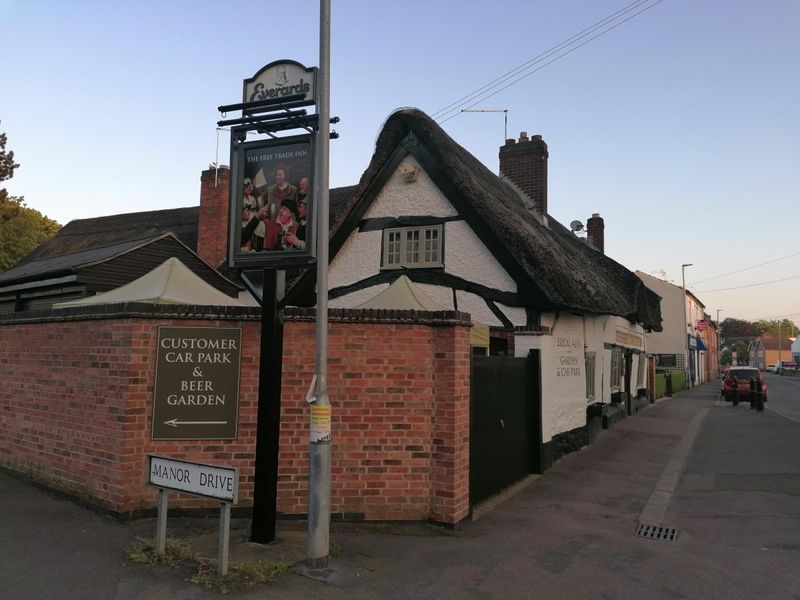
(636, 353, 645, 388)
(610, 347, 623, 390)
(382, 225, 443, 268)
(585, 352, 596, 399)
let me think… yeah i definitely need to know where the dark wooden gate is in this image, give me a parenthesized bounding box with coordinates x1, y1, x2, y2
(470, 350, 542, 507)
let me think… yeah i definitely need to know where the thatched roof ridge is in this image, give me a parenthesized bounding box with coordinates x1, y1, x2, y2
(330, 108, 661, 329)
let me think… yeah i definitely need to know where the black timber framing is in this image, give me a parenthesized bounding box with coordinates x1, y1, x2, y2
(328, 269, 521, 308)
(284, 131, 555, 310)
(357, 215, 462, 232)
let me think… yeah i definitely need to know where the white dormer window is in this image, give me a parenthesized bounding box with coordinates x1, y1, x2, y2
(382, 225, 443, 269)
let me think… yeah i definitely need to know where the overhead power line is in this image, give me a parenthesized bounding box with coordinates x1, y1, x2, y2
(695, 274, 800, 294)
(431, 0, 653, 119)
(689, 251, 800, 286)
(433, 0, 666, 124)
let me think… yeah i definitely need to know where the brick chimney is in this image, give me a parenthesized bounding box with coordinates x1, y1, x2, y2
(499, 132, 549, 217)
(197, 165, 230, 268)
(587, 213, 605, 254)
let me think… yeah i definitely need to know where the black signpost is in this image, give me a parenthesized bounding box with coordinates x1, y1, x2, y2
(218, 59, 337, 545)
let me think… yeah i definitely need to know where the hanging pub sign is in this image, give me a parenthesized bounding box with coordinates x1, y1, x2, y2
(243, 60, 317, 108)
(228, 134, 315, 268)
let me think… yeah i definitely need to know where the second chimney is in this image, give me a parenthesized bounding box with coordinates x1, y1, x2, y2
(499, 132, 549, 217)
(197, 165, 230, 268)
(587, 213, 605, 254)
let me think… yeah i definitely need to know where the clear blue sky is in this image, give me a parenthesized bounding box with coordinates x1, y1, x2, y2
(2, 0, 798, 323)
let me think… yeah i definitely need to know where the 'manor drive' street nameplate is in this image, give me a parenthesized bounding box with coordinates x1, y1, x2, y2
(152, 326, 242, 440)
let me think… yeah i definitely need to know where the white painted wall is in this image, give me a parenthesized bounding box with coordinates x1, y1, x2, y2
(636, 271, 685, 355)
(539, 314, 586, 442)
(518, 313, 647, 442)
(455, 290, 502, 327)
(327, 156, 520, 325)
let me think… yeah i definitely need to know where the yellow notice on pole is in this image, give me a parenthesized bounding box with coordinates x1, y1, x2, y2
(309, 404, 331, 444)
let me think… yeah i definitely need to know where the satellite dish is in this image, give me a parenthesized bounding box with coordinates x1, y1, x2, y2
(570, 220, 584, 232)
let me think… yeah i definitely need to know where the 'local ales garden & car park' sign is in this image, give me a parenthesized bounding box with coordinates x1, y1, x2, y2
(152, 327, 242, 440)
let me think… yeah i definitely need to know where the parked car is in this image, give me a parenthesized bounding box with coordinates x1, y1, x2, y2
(721, 366, 767, 402)
(766, 364, 777, 373)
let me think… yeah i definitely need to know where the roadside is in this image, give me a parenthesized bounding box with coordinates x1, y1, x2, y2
(2, 382, 799, 599)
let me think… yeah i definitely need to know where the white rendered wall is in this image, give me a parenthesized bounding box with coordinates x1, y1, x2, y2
(636, 271, 686, 356)
(455, 290, 502, 327)
(327, 156, 518, 321)
(444, 220, 516, 292)
(539, 313, 586, 443)
(329, 230, 383, 290)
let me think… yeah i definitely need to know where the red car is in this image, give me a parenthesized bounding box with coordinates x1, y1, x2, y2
(721, 367, 767, 402)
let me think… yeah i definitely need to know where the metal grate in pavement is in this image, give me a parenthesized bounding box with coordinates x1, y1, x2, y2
(636, 523, 678, 541)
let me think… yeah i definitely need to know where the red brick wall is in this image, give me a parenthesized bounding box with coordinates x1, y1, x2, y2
(197, 166, 230, 268)
(0, 308, 472, 524)
(0, 315, 261, 514)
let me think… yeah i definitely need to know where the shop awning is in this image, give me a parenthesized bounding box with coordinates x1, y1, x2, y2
(695, 336, 709, 352)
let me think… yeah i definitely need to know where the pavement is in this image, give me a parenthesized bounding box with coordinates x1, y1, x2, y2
(2, 381, 799, 599)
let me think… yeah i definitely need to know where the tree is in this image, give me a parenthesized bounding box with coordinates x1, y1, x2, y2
(0, 128, 60, 271)
(720, 340, 750, 366)
(720, 318, 760, 340)
(753, 319, 798, 338)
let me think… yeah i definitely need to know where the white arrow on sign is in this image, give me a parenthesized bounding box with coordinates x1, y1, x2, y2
(164, 419, 228, 428)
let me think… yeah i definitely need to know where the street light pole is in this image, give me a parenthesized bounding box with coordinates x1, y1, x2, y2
(307, 0, 332, 570)
(716, 309, 723, 375)
(682, 264, 693, 388)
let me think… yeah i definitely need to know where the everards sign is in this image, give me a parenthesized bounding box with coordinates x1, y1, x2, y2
(152, 327, 243, 440)
(242, 59, 316, 108)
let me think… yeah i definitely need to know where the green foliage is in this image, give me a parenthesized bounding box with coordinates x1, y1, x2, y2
(720, 318, 760, 339)
(0, 197, 61, 271)
(655, 373, 666, 398)
(671, 370, 686, 392)
(721, 317, 798, 341)
(0, 128, 61, 271)
(753, 318, 798, 338)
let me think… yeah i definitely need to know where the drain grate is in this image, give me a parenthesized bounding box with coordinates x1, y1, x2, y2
(636, 523, 678, 541)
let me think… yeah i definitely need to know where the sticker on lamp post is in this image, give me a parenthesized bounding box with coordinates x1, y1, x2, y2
(309, 404, 331, 443)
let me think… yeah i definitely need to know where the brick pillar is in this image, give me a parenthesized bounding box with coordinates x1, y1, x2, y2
(587, 212, 605, 254)
(430, 322, 471, 524)
(499, 132, 549, 216)
(197, 166, 230, 268)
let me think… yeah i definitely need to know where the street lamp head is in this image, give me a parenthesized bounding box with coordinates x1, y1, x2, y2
(682, 263, 693, 268)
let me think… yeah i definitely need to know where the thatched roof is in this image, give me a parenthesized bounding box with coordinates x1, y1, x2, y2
(322, 108, 661, 330)
(0, 236, 161, 283)
(15, 206, 199, 266)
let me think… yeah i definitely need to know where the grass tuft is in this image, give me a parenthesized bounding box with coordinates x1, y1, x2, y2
(191, 559, 289, 594)
(125, 537, 194, 565)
